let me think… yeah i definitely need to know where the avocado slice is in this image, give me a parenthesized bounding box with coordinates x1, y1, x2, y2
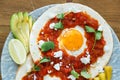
(17, 22, 29, 53)
(10, 12, 33, 53)
(18, 12, 23, 23)
(23, 12, 29, 22)
(28, 16, 32, 31)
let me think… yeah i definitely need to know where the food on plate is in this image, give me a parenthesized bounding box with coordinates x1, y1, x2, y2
(40, 41, 55, 52)
(80, 69, 91, 79)
(94, 77, 99, 80)
(8, 39, 27, 64)
(104, 66, 112, 80)
(15, 54, 34, 80)
(93, 66, 112, 80)
(16, 3, 113, 80)
(10, 12, 33, 53)
(99, 72, 106, 80)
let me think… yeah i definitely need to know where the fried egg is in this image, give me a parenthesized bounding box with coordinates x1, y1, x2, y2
(58, 25, 87, 57)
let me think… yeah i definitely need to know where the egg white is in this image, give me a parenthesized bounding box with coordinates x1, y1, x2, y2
(57, 25, 87, 57)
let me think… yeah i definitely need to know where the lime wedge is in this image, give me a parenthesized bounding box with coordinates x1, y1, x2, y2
(8, 39, 27, 64)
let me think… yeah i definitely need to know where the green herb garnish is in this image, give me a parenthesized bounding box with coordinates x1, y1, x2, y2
(85, 25, 95, 33)
(41, 41, 54, 52)
(80, 70, 91, 79)
(71, 70, 80, 78)
(57, 13, 64, 19)
(54, 21, 63, 29)
(95, 31, 102, 40)
(40, 57, 50, 63)
(54, 13, 64, 30)
(85, 25, 102, 50)
(33, 65, 40, 71)
(33, 57, 50, 71)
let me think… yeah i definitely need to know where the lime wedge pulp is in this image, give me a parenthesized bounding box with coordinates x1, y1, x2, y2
(8, 39, 27, 64)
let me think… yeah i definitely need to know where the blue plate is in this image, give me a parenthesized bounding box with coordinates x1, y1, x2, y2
(1, 4, 120, 80)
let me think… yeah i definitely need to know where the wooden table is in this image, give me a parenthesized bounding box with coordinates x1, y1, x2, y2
(0, 0, 120, 79)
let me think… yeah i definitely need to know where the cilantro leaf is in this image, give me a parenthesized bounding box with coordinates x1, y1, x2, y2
(33, 65, 40, 71)
(57, 13, 64, 19)
(40, 57, 50, 63)
(95, 31, 102, 40)
(54, 21, 63, 29)
(71, 70, 80, 78)
(85, 25, 102, 50)
(85, 26, 95, 33)
(80, 70, 91, 79)
(41, 41, 54, 52)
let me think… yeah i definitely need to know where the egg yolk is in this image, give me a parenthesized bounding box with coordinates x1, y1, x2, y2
(60, 29, 83, 51)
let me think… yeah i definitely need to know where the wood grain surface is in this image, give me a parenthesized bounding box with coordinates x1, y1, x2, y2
(0, 0, 120, 79)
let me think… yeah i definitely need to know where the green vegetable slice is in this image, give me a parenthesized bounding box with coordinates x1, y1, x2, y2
(71, 70, 80, 78)
(41, 41, 54, 52)
(95, 31, 102, 40)
(80, 70, 91, 79)
(54, 21, 63, 30)
(10, 12, 33, 53)
(23, 12, 29, 22)
(40, 57, 50, 63)
(28, 16, 33, 31)
(57, 13, 64, 19)
(85, 25, 95, 33)
(17, 12, 23, 22)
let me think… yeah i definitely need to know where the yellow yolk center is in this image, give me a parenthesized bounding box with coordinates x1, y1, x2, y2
(60, 29, 83, 51)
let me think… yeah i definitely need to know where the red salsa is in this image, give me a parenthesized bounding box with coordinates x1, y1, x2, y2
(22, 12, 106, 80)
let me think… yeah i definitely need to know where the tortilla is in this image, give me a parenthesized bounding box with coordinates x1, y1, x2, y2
(30, 3, 113, 78)
(16, 3, 113, 80)
(15, 54, 34, 80)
